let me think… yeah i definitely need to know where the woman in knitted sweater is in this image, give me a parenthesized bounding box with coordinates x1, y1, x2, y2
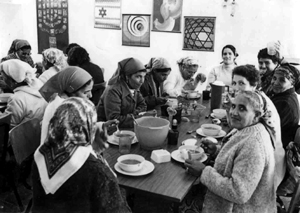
(185, 91, 276, 212)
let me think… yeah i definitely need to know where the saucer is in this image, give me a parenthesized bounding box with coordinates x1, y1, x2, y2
(114, 160, 155, 176)
(107, 134, 138, 145)
(171, 150, 208, 163)
(181, 138, 197, 146)
(210, 113, 226, 119)
(196, 128, 226, 138)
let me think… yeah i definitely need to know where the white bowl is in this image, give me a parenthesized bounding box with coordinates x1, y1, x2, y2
(201, 124, 221, 136)
(187, 91, 199, 99)
(213, 109, 227, 119)
(179, 145, 204, 160)
(113, 130, 136, 144)
(117, 154, 145, 173)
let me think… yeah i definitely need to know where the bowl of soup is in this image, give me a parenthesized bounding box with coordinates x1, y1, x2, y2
(213, 109, 227, 119)
(117, 154, 145, 173)
(113, 130, 136, 144)
(201, 124, 221, 136)
(179, 145, 205, 160)
(187, 91, 200, 99)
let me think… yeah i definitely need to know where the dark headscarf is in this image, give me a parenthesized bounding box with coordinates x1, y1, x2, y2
(15, 39, 31, 51)
(274, 63, 300, 86)
(145, 57, 171, 72)
(39, 66, 92, 102)
(108, 57, 145, 85)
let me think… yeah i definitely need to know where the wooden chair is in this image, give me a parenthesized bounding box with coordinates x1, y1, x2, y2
(0, 113, 24, 212)
(287, 180, 300, 213)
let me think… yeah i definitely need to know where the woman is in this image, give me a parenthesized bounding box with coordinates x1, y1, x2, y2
(140, 57, 171, 110)
(0, 59, 47, 127)
(68, 46, 105, 106)
(97, 58, 147, 128)
(185, 91, 276, 212)
(38, 48, 68, 83)
(207, 44, 238, 86)
(32, 97, 131, 213)
(270, 64, 300, 149)
(231, 64, 286, 188)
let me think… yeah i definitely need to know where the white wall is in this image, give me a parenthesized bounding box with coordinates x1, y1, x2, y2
(1, 0, 300, 81)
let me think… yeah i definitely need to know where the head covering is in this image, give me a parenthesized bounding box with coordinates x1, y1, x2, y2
(0, 59, 39, 87)
(177, 56, 199, 66)
(42, 48, 68, 71)
(39, 66, 92, 102)
(108, 57, 146, 85)
(34, 97, 97, 194)
(145, 57, 171, 72)
(15, 39, 31, 51)
(7, 39, 21, 54)
(274, 63, 300, 86)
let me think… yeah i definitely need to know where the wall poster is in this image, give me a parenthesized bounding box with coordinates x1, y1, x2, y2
(122, 14, 150, 47)
(94, 0, 121, 29)
(36, 0, 69, 53)
(183, 16, 216, 52)
(152, 0, 183, 33)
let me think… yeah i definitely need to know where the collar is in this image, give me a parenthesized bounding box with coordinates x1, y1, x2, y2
(272, 87, 295, 97)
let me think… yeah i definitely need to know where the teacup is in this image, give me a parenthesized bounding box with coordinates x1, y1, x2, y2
(179, 145, 205, 160)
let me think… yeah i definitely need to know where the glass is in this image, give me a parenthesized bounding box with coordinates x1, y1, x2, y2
(190, 109, 200, 123)
(267, 42, 277, 56)
(119, 135, 134, 154)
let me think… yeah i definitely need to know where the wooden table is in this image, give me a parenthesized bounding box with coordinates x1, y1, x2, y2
(104, 99, 229, 213)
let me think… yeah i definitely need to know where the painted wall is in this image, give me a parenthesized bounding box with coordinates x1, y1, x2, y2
(1, 0, 299, 83)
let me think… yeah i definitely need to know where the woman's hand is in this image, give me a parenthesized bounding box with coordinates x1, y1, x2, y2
(184, 159, 206, 176)
(200, 138, 218, 155)
(195, 73, 207, 83)
(157, 97, 168, 106)
(103, 119, 119, 135)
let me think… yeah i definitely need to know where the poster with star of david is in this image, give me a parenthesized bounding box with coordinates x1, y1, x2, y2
(94, 0, 121, 30)
(183, 16, 216, 52)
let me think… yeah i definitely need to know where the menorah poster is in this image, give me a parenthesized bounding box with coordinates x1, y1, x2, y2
(36, 0, 69, 53)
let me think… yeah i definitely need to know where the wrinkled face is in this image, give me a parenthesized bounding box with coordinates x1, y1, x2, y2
(222, 48, 235, 65)
(152, 70, 171, 83)
(127, 71, 146, 89)
(271, 72, 293, 94)
(229, 95, 257, 130)
(180, 65, 198, 80)
(258, 58, 278, 74)
(71, 80, 94, 100)
(16, 48, 31, 61)
(232, 75, 256, 93)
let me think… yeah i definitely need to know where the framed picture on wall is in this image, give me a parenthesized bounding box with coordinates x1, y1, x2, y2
(183, 16, 216, 51)
(152, 0, 183, 33)
(94, 0, 121, 29)
(122, 14, 150, 47)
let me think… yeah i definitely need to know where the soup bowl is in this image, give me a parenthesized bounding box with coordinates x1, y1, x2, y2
(117, 154, 145, 173)
(179, 145, 205, 160)
(187, 91, 200, 99)
(113, 130, 136, 144)
(201, 124, 221, 136)
(213, 108, 227, 119)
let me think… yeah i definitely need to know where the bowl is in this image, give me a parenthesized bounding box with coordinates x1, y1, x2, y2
(179, 145, 205, 160)
(213, 109, 227, 119)
(187, 91, 200, 99)
(134, 117, 170, 150)
(113, 130, 136, 144)
(201, 124, 221, 136)
(0, 93, 13, 103)
(117, 154, 145, 173)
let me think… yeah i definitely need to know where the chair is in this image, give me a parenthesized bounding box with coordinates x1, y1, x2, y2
(0, 113, 24, 212)
(287, 180, 300, 213)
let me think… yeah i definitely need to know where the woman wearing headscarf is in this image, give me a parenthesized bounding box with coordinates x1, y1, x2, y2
(38, 48, 68, 83)
(97, 58, 147, 128)
(207, 44, 238, 86)
(0, 59, 46, 127)
(67, 46, 105, 106)
(32, 97, 131, 213)
(270, 64, 300, 149)
(140, 57, 171, 110)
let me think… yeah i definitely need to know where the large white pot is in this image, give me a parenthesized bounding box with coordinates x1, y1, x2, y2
(134, 117, 170, 150)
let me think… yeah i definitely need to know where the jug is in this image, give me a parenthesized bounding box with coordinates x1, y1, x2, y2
(210, 81, 225, 111)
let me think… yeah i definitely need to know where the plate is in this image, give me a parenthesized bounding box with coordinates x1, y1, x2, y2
(181, 138, 197, 146)
(107, 134, 138, 145)
(171, 150, 208, 163)
(196, 128, 226, 138)
(210, 113, 226, 119)
(114, 160, 155, 176)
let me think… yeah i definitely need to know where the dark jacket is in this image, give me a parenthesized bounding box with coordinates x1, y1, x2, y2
(32, 154, 131, 213)
(97, 79, 147, 128)
(140, 73, 162, 110)
(271, 87, 300, 148)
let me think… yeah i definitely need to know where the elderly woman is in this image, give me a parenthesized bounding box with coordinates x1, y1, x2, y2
(140, 57, 171, 110)
(163, 56, 206, 97)
(68, 46, 105, 106)
(270, 64, 300, 149)
(32, 97, 131, 213)
(185, 91, 276, 212)
(38, 48, 68, 83)
(97, 58, 147, 128)
(0, 59, 46, 127)
(207, 44, 238, 86)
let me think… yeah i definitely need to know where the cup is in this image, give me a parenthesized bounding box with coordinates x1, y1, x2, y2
(190, 110, 200, 123)
(210, 81, 225, 111)
(267, 41, 277, 56)
(119, 135, 134, 154)
(202, 90, 210, 100)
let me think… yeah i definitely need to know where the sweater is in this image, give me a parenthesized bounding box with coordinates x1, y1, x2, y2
(201, 123, 276, 213)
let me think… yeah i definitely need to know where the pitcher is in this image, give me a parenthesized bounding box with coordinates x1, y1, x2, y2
(210, 81, 225, 111)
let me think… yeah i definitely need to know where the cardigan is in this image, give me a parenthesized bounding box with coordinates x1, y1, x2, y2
(201, 123, 276, 213)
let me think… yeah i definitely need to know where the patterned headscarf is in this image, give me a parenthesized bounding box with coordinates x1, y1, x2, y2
(42, 48, 68, 71)
(108, 57, 146, 85)
(145, 57, 171, 72)
(274, 64, 299, 86)
(177, 56, 199, 66)
(35, 97, 97, 194)
(14, 39, 31, 50)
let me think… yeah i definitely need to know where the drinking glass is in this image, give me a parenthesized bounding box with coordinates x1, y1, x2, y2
(119, 135, 134, 154)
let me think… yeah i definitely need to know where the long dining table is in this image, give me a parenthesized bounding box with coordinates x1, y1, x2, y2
(103, 98, 229, 213)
